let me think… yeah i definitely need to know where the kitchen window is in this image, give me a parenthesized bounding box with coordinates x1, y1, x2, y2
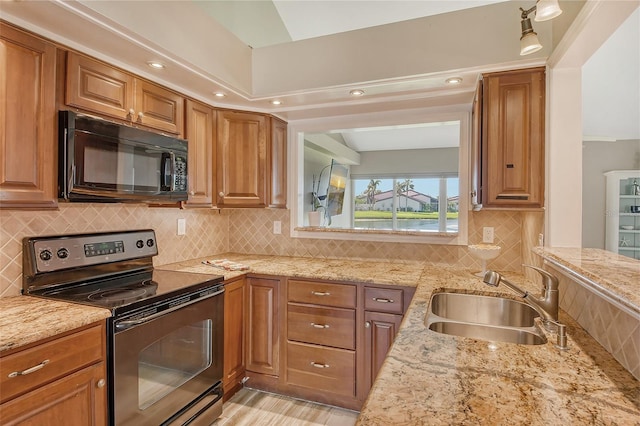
(289, 108, 470, 245)
(352, 176, 459, 233)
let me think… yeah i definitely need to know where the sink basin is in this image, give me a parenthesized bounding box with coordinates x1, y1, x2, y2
(425, 291, 547, 345)
(429, 291, 538, 327)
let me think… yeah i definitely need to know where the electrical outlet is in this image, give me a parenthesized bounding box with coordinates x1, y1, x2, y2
(177, 218, 186, 236)
(482, 227, 494, 243)
(273, 221, 282, 235)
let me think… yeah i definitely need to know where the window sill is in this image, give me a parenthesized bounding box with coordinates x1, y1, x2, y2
(292, 226, 463, 245)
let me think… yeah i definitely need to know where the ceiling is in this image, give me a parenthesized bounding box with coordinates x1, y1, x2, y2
(1, 0, 637, 144)
(198, 0, 507, 48)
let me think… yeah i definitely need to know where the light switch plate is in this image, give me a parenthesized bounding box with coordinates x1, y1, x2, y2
(273, 221, 282, 234)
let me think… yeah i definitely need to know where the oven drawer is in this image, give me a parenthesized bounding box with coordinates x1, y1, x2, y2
(287, 304, 355, 350)
(288, 279, 356, 308)
(364, 287, 405, 314)
(286, 341, 355, 398)
(0, 324, 104, 404)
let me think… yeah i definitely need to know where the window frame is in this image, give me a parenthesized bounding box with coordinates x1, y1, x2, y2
(288, 107, 470, 245)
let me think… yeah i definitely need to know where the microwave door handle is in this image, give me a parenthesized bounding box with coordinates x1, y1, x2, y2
(160, 152, 175, 191)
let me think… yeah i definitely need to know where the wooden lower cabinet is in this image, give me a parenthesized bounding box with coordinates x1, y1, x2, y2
(223, 277, 246, 400)
(246, 276, 281, 376)
(363, 311, 404, 392)
(0, 322, 107, 425)
(244, 276, 415, 410)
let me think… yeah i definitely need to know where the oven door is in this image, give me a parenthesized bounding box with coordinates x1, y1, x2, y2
(112, 291, 223, 426)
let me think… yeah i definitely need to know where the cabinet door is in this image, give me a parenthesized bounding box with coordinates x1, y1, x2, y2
(223, 277, 246, 399)
(481, 67, 545, 208)
(66, 52, 135, 121)
(216, 110, 267, 207)
(0, 362, 106, 426)
(184, 100, 214, 206)
(246, 277, 279, 376)
(135, 80, 184, 135)
(269, 117, 287, 208)
(0, 24, 57, 209)
(363, 311, 403, 392)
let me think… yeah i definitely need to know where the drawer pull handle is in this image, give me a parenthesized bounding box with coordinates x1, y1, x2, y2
(372, 297, 394, 303)
(8, 359, 50, 378)
(310, 362, 329, 369)
(311, 291, 330, 296)
(310, 322, 330, 329)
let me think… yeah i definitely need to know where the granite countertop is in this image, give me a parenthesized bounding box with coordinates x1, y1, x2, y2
(0, 297, 111, 353)
(164, 252, 640, 424)
(2, 249, 638, 423)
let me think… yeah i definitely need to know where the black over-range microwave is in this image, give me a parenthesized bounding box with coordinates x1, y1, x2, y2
(59, 111, 188, 203)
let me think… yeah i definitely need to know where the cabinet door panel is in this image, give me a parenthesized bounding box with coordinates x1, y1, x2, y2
(246, 277, 279, 376)
(223, 278, 246, 398)
(363, 311, 403, 392)
(269, 118, 287, 208)
(185, 100, 214, 206)
(481, 67, 545, 208)
(135, 80, 184, 135)
(216, 110, 267, 207)
(0, 24, 57, 208)
(66, 52, 134, 120)
(0, 363, 106, 426)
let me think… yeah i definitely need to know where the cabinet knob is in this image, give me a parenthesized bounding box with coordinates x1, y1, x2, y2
(365, 321, 371, 328)
(189, 190, 195, 196)
(137, 111, 144, 119)
(97, 379, 106, 388)
(219, 192, 225, 198)
(128, 108, 135, 116)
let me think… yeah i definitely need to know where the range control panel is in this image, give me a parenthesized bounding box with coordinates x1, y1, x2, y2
(26, 230, 158, 273)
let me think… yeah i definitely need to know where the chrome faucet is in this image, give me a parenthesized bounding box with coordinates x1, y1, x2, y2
(483, 265, 567, 349)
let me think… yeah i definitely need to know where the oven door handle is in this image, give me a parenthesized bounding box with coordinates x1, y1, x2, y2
(114, 288, 224, 332)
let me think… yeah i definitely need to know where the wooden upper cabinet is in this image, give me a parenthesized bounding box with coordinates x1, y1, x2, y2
(268, 117, 287, 208)
(216, 110, 267, 207)
(184, 100, 214, 206)
(0, 23, 58, 209)
(65, 52, 134, 120)
(135, 80, 184, 135)
(480, 67, 545, 209)
(66, 52, 184, 135)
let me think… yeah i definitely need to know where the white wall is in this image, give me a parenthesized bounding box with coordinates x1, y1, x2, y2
(582, 139, 640, 248)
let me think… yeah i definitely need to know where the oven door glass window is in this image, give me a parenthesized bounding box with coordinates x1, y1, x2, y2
(138, 319, 212, 409)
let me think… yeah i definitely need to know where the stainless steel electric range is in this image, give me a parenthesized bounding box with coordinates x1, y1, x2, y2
(22, 229, 225, 426)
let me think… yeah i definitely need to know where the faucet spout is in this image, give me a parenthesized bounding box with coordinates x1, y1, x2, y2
(482, 265, 559, 324)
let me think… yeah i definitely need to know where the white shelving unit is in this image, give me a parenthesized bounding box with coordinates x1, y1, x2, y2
(605, 170, 640, 260)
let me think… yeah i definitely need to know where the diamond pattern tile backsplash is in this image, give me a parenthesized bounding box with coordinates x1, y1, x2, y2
(1, 205, 537, 297)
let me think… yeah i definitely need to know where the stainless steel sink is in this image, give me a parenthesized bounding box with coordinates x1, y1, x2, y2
(425, 291, 547, 345)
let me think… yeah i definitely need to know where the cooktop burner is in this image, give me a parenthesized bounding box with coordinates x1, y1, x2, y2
(86, 280, 157, 304)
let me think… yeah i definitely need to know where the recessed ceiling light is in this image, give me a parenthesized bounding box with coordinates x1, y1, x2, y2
(214, 92, 226, 98)
(271, 100, 282, 105)
(349, 89, 365, 96)
(147, 61, 165, 69)
(445, 77, 463, 85)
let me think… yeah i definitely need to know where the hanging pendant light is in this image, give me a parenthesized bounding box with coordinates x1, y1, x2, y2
(520, 15, 543, 55)
(535, 0, 563, 21)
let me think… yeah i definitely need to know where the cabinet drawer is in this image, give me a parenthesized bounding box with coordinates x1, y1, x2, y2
(288, 279, 356, 308)
(0, 324, 104, 404)
(287, 304, 355, 350)
(286, 341, 355, 398)
(364, 287, 405, 314)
